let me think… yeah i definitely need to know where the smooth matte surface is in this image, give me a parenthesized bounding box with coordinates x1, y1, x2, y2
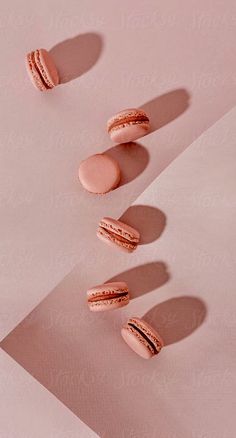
(78, 154, 121, 193)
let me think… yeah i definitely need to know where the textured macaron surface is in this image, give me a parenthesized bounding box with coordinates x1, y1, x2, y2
(97, 217, 140, 252)
(121, 317, 163, 359)
(78, 154, 121, 194)
(87, 281, 129, 311)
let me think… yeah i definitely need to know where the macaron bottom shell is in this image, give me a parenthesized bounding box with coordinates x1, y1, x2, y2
(110, 122, 150, 144)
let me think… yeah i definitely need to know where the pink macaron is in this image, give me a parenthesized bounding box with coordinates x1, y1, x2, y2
(97, 217, 140, 252)
(87, 281, 129, 311)
(121, 317, 163, 359)
(78, 154, 121, 194)
(26, 48, 59, 91)
(107, 108, 150, 144)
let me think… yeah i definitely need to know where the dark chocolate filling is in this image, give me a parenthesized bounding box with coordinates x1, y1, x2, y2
(128, 322, 159, 354)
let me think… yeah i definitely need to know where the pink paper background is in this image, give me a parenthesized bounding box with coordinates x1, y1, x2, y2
(0, 0, 236, 437)
(2, 109, 236, 437)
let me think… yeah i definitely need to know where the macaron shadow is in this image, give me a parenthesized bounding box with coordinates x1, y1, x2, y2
(107, 261, 169, 299)
(144, 296, 207, 346)
(49, 32, 103, 83)
(141, 88, 190, 133)
(105, 142, 149, 187)
(119, 204, 166, 244)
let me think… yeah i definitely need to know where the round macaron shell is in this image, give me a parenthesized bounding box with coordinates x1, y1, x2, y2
(78, 154, 121, 194)
(121, 327, 153, 359)
(38, 49, 59, 87)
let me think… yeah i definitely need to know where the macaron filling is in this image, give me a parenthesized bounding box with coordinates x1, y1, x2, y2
(127, 322, 159, 355)
(108, 115, 150, 133)
(34, 50, 54, 89)
(88, 290, 129, 303)
(99, 220, 139, 244)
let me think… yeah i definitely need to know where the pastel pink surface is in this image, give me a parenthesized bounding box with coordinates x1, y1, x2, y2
(78, 154, 121, 194)
(1, 0, 236, 437)
(1, 109, 236, 437)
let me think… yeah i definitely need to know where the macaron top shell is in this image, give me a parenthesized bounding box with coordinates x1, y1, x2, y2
(78, 154, 121, 194)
